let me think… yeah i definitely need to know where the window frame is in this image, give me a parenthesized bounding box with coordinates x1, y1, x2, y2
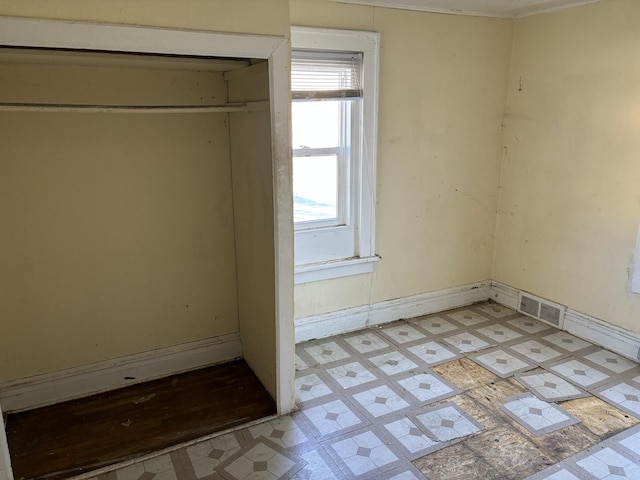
(291, 26, 380, 284)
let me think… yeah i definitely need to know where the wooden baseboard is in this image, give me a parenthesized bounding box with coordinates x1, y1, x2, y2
(0, 333, 242, 414)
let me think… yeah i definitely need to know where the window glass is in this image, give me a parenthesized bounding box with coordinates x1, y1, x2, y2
(292, 101, 341, 149)
(293, 154, 338, 223)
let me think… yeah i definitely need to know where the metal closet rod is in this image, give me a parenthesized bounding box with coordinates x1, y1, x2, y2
(0, 100, 270, 114)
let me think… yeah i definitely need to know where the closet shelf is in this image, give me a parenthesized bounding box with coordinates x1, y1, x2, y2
(0, 101, 269, 114)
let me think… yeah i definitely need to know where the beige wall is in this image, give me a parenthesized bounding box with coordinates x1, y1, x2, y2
(0, 0, 289, 36)
(291, 0, 514, 318)
(494, 0, 640, 333)
(0, 63, 239, 381)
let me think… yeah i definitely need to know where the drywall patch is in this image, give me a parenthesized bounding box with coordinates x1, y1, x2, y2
(632, 223, 640, 294)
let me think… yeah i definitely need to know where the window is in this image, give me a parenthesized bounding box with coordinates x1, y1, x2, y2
(291, 27, 380, 284)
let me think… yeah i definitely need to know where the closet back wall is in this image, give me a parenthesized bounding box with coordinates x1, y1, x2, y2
(0, 62, 238, 382)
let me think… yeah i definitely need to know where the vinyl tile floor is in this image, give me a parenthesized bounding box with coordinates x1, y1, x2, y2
(74, 301, 640, 480)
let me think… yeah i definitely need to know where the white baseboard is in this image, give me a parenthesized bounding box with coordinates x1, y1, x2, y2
(0, 333, 242, 413)
(490, 281, 640, 362)
(295, 281, 492, 343)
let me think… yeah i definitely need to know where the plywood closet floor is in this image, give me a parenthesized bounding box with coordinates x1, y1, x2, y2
(5, 360, 276, 480)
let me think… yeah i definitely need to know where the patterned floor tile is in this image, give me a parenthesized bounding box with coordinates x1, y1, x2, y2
(413, 402, 483, 443)
(471, 348, 534, 378)
(382, 416, 442, 460)
(342, 331, 391, 354)
(411, 316, 459, 336)
(446, 309, 491, 327)
(549, 359, 611, 390)
(372, 464, 427, 480)
(507, 316, 554, 335)
(115, 454, 177, 480)
(406, 341, 460, 367)
(475, 324, 523, 343)
(501, 393, 580, 436)
(300, 341, 351, 366)
(396, 372, 459, 405)
(290, 448, 343, 480)
(351, 384, 411, 418)
(324, 428, 403, 479)
(477, 303, 516, 318)
(326, 362, 378, 389)
(509, 339, 566, 365)
(616, 426, 640, 458)
(581, 349, 639, 375)
(380, 324, 427, 344)
(295, 354, 310, 372)
(295, 373, 334, 405)
(301, 399, 368, 438)
(574, 447, 640, 479)
(516, 371, 588, 402)
(442, 331, 492, 353)
(541, 332, 593, 354)
(186, 433, 243, 478)
(245, 415, 309, 449)
(367, 350, 419, 376)
(524, 465, 583, 479)
(217, 437, 306, 480)
(595, 382, 640, 418)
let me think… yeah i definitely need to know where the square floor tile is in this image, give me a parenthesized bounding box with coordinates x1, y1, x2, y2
(477, 303, 516, 318)
(343, 331, 391, 355)
(549, 359, 611, 390)
(382, 416, 442, 460)
(516, 371, 588, 402)
(295, 354, 310, 372)
(246, 415, 309, 449)
(541, 332, 593, 353)
(471, 348, 534, 378)
(326, 362, 378, 389)
(595, 382, 640, 419)
(290, 448, 343, 480)
(295, 373, 335, 404)
(380, 324, 427, 344)
(351, 384, 411, 418)
(396, 372, 459, 405)
(615, 425, 640, 458)
(442, 331, 492, 353)
(501, 393, 580, 436)
(524, 465, 582, 480)
(411, 316, 459, 336)
(575, 447, 640, 479)
(509, 339, 566, 365)
(581, 349, 639, 375)
(301, 341, 351, 366)
(372, 465, 427, 480)
(301, 399, 368, 438)
(406, 341, 460, 367)
(115, 454, 177, 480)
(446, 309, 491, 327)
(324, 428, 403, 479)
(508, 316, 554, 335)
(217, 436, 306, 480)
(475, 324, 523, 343)
(368, 351, 419, 376)
(413, 402, 483, 443)
(186, 433, 243, 478)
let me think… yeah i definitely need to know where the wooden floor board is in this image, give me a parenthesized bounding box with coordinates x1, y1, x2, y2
(6, 360, 275, 480)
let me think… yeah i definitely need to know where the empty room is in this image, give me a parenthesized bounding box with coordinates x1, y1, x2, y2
(1, 0, 639, 479)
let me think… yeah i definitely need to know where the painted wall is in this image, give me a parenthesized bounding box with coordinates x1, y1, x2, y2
(0, 63, 238, 381)
(290, 0, 514, 318)
(0, 0, 289, 37)
(493, 0, 640, 333)
(228, 63, 279, 398)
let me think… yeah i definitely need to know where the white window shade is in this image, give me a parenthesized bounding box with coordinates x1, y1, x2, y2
(291, 51, 363, 100)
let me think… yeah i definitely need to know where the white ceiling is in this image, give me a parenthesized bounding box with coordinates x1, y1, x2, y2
(334, 0, 602, 17)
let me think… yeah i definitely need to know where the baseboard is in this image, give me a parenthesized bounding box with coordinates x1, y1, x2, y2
(490, 281, 640, 362)
(0, 333, 242, 413)
(295, 281, 492, 343)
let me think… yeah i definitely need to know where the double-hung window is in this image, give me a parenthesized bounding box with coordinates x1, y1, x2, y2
(291, 27, 380, 284)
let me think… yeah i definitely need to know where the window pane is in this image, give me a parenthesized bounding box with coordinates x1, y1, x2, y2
(293, 154, 338, 223)
(292, 100, 341, 149)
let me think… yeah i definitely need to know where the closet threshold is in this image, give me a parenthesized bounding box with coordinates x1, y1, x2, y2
(0, 100, 269, 114)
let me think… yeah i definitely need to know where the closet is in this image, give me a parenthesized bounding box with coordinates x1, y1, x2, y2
(0, 17, 294, 480)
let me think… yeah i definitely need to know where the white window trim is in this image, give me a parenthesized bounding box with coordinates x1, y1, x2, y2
(291, 26, 380, 284)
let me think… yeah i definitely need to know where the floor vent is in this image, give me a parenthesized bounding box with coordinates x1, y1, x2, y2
(517, 292, 565, 328)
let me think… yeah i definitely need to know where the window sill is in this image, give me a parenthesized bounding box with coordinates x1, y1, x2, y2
(294, 255, 380, 285)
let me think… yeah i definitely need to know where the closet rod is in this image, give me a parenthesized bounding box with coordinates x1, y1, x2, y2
(0, 101, 269, 114)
